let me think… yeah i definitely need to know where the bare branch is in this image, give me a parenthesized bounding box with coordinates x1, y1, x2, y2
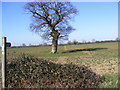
(24, 2, 78, 40)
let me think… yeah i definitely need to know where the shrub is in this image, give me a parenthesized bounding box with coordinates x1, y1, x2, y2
(6, 54, 102, 88)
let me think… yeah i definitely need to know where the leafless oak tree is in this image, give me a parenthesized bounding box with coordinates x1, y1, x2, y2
(24, 2, 78, 53)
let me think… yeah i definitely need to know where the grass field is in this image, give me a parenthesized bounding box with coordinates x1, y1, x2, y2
(6, 42, 118, 88)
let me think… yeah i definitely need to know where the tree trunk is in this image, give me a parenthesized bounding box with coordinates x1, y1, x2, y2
(51, 38, 58, 54)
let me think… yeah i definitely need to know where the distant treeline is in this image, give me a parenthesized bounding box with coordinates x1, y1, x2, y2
(11, 44, 51, 48)
(65, 40, 120, 45)
(10, 40, 120, 48)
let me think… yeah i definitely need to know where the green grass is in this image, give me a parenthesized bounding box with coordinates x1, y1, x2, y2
(7, 42, 118, 58)
(99, 74, 118, 88)
(6, 42, 118, 88)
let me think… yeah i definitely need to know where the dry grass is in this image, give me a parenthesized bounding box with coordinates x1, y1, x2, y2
(6, 42, 118, 88)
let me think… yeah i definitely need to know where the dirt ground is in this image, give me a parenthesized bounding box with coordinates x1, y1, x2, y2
(52, 56, 118, 75)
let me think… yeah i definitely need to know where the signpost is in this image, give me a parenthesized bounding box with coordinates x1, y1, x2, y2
(2, 37, 6, 88)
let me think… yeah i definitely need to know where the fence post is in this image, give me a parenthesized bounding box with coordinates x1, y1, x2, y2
(2, 37, 6, 88)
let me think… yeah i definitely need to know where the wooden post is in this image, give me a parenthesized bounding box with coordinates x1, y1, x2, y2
(2, 37, 6, 88)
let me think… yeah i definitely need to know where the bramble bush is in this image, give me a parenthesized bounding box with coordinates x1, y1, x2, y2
(6, 54, 103, 88)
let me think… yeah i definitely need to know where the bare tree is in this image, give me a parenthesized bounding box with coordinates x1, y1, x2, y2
(24, 2, 78, 53)
(22, 43, 26, 47)
(73, 40, 78, 45)
(116, 37, 120, 41)
(92, 39, 96, 43)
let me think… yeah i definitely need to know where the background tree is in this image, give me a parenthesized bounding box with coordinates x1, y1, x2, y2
(73, 40, 78, 45)
(22, 43, 26, 47)
(67, 41, 72, 45)
(29, 43, 32, 46)
(24, 2, 78, 53)
(116, 37, 120, 41)
(92, 39, 96, 43)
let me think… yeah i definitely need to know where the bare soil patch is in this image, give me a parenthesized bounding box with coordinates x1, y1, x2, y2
(56, 56, 68, 64)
